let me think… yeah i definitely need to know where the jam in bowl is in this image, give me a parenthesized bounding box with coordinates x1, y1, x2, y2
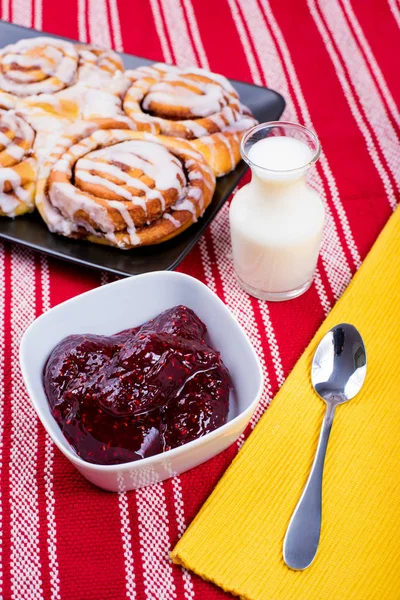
(20, 271, 263, 491)
(44, 306, 232, 465)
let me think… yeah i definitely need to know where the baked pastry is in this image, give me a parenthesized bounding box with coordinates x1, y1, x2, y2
(123, 63, 257, 176)
(0, 37, 130, 123)
(36, 123, 215, 247)
(0, 37, 79, 97)
(0, 108, 37, 216)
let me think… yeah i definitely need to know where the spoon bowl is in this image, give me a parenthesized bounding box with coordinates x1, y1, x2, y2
(283, 323, 367, 570)
(312, 323, 367, 405)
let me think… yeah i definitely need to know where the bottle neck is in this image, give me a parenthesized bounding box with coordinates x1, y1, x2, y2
(249, 168, 307, 198)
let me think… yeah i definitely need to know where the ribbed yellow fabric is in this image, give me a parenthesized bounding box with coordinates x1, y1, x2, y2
(171, 207, 400, 600)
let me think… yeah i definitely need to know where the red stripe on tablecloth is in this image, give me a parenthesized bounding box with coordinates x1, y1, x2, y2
(115, 0, 164, 61)
(309, 0, 398, 208)
(1, 244, 12, 600)
(34, 254, 53, 600)
(0, 244, 5, 599)
(41, 0, 80, 39)
(176, 242, 206, 281)
(353, 0, 400, 102)
(184, 0, 253, 81)
(338, 0, 400, 138)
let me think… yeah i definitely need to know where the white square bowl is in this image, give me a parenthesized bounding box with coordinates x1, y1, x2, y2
(20, 271, 263, 492)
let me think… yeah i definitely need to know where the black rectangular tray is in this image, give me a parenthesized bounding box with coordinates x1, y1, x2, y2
(0, 21, 285, 277)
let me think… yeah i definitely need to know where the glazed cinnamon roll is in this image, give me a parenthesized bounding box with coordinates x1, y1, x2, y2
(0, 37, 130, 123)
(0, 109, 37, 216)
(36, 125, 215, 247)
(0, 37, 79, 97)
(75, 44, 124, 85)
(123, 63, 257, 175)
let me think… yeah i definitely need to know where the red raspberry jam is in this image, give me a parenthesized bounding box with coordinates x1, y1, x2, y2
(44, 306, 231, 465)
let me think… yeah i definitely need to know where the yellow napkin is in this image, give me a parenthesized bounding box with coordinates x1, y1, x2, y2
(172, 207, 400, 600)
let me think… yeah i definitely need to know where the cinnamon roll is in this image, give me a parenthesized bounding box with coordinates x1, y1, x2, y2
(36, 126, 215, 247)
(123, 63, 257, 175)
(0, 37, 79, 97)
(75, 45, 124, 85)
(0, 37, 130, 124)
(0, 109, 37, 216)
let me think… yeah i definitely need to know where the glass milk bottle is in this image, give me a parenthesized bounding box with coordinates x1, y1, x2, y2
(230, 122, 324, 301)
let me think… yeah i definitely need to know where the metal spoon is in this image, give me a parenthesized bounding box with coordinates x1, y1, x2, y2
(283, 323, 367, 570)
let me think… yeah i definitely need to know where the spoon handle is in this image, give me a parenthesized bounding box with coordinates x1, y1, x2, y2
(283, 402, 336, 570)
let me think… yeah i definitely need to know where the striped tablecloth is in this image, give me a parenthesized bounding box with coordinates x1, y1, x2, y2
(0, 1, 398, 599)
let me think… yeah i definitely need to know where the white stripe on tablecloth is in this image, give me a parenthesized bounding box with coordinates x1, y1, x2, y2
(180, 0, 210, 69)
(88, 0, 111, 47)
(318, 0, 400, 182)
(225, 0, 263, 85)
(308, 0, 398, 209)
(149, 0, 174, 64)
(388, 0, 400, 29)
(10, 247, 43, 600)
(40, 256, 61, 600)
(1, 0, 9, 20)
(117, 485, 136, 600)
(78, 0, 88, 43)
(0, 244, 5, 599)
(158, 0, 197, 67)
(235, 0, 358, 299)
(11, 0, 32, 26)
(340, 0, 400, 128)
(33, 0, 42, 29)
(136, 483, 177, 600)
(171, 477, 195, 599)
(108, 0, 124, 52)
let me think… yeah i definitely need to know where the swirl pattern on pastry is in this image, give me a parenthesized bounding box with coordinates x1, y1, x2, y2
(0, 90, 16, 110)
(75, 45, 124, 84)
(0, 37, 79, 97)
(0, 109, 37, 216)
(122, 63, 257, 175)
(36, 126, 215, 247)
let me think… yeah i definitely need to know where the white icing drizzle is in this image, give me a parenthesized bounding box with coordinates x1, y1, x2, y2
(163, 212, 181, 228)
(0, 131, 11, 147)
(0, 192, 19, 215)
(107, 200, 140, 246)
(0, 168, 21, 191)
(5, 144, 24, 160)
(142, 80, 226, 118)
(151, 63, 237, 94)
(172, 197, 197, 222)
(216, 133, 235, 170)
(188, 186, 204, 211)
(184, 120, 209, 137)
(49, 181, 113, 232)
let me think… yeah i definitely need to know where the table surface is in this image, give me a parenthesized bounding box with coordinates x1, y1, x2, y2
(0, 1, 398, 599)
